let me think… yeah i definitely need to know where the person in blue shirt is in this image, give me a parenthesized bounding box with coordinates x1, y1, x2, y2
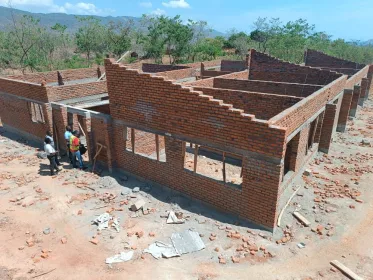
(64, 126, 73, 164)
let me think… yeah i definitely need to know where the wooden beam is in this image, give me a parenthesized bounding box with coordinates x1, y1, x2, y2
(277, 186, 301, 227)
(292, 211, 311, 227)
(155, 134, 160, 161)
(330, 260, 363, 280)
(131, 128, 135, 153)
(222, 152, 226, 183)
(78, 121, 86, 137)
(194, 144, 199, 173)
(92, 143, 105, 173)
(97, 51, 130, 81)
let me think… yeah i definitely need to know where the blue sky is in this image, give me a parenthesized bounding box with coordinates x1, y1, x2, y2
(1, 0, 372, 40)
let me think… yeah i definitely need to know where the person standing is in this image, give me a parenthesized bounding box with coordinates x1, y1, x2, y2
(45, 137, 61, 175)
(44, 130, 61, 166)
(64, 126, 73, 164)
(70, 130, 87, 170)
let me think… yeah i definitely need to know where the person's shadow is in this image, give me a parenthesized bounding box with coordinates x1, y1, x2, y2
(38, 163, 53, 176)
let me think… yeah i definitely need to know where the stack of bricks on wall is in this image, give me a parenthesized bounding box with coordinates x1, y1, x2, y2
(1, 49, 372, 231)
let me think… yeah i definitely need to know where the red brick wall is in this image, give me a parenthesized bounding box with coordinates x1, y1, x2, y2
(218, 71, 248, 80)
(248, 49, 342, 85)
(52, 106, 68, 152)
(110, 123, 284, 229)
(142, 63, 190, 73)
(185, 77, 215, 87)
(0, 77, 48, 102)
(193, 86, 301, 120)
(90, 118, 111, 163)
(213, 78, 322, 98)
(111, 129, 244, 218)
(126, 129, 165, 155)
(319, 104, 337, 153)
(105, 58, 288, 229)
(221, 60, 247, 71)
(337, 90, 353, 132)
(349, 85, 361, 117)
(0, 94, 49, 140)
(185, 71, 249, 87)
(154, 68, 196, 80)
(87, 104, 110, 114)
(304, 49, 365, 69)
(7, 68, 98, 84)
(289, 126, 310, 172)
(270, 76, 347, 136)
(47, 81, 107, 102)
(320, 68, 359, 76)
(201, 70, 232, 78)
(182, 59, 221, 69)
(345, 66, 369, 89)
(105, 59, 286, 159)
(314, 111, 325, 144)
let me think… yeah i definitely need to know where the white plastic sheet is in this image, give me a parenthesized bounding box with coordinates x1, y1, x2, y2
(144, 230, 205, 259)
(105, 251, 134, 264)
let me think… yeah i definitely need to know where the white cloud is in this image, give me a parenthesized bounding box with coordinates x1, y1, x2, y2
(139, 1, 152, 8)
(162, 0, 189, 9)
(151, 8, 166, 16)
(63, 2, 112, 15)
(0, 0, 114, 15)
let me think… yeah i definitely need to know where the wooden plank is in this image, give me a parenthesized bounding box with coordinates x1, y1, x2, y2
(131, 128, 135, 153)
(78, 121, 86, 137)
(97, 51, 130, 81)
(330, 260, 363, 280)
(194, 145, 199, 173)
(222, 152, 226, 183)
(293, 211, 311, 227)
(277, 186, 301, 227)
(155, 134, 160, 161)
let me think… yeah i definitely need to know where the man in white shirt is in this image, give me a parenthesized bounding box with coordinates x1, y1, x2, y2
(44, 131, 61, 166)
(45, 137, 61, 175)
(64, 126, 73, 164)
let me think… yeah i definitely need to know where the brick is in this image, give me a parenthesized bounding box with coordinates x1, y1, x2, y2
(90, 238, 99, 245)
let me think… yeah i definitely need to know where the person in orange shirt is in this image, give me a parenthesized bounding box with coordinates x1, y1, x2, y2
(70, 130, 87, 170)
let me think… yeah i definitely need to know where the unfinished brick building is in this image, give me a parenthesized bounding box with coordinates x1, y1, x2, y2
(0, 49, 372, 230)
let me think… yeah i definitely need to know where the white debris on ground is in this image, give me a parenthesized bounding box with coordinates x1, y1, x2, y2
(105, 251, 134, 264)
(166, 211, 185, 224)
(144, 229, 205, 259)
(92, 213, 120, 232)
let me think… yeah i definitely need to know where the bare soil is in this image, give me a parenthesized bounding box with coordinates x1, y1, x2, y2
(1, 99, 373, 280)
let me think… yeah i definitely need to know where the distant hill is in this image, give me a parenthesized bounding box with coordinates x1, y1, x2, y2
(0, 6, 225, 37)
(361, 39, 373, 46)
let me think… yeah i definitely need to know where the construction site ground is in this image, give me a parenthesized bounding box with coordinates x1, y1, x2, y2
(1, 100, 373, 280)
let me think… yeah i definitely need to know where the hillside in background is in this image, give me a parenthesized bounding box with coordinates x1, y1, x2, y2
(361, 39, 373, 46)
(0, 5, 225, 37)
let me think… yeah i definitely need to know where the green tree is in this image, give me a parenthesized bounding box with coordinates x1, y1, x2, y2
(7, 14, 45, 72)
(225, 31, 250, 49)
(75, 16, 107, 65)
(107, 20, 133, 57)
